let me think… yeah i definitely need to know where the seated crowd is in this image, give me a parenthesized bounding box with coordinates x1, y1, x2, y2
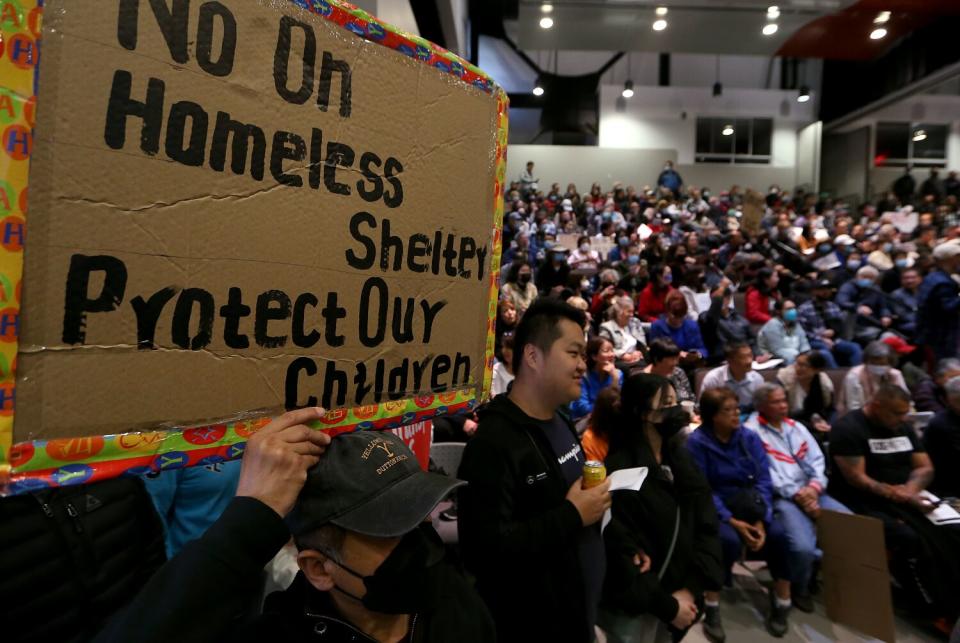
(6, 167, 960, 643)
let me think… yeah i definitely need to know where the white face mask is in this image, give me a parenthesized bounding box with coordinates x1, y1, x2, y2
(866, 364, 888, 377)
(580, 243, 590, 253)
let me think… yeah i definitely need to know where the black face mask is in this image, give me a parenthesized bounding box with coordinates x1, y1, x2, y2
(652, 405, 691, 440)
(331, 523, 446, 614)
(518, 273, 531, 285)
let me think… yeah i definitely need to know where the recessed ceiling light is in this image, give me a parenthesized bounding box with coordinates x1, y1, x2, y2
(913, 129, 927, 142)
(722, 125, 734, 136)
(797, 86, 811, 103)
(767, 5, 780, 19)
(533, 84, 545, 97)
(870, 27, 887, 39)
(656, 6, 668, 16)
(874, 11, 890, 24)
(652, 18, 668, 31)
(762, 23, 779, 36)
(539, 16, 554, 29)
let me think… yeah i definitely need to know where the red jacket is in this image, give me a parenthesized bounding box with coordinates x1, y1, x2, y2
(745, 287, 779, 324)
(637, 284, 673, 322)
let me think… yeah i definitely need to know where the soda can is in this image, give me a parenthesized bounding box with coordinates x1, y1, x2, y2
(583, 461, 606, 489)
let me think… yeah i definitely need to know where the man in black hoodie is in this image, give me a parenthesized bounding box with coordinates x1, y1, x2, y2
(458, 298, 613, 643)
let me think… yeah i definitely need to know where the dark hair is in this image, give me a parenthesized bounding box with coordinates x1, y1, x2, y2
(650, 263, 670, 287)
(502, 334, 515, 351)
(755, 267, 775, 291)
(797, 350, 827, 370)
(700, 387, 738, 426)
(506, 260, 531, 285)
(648, 337, 680, 364)
(870, 384, 911, 406)
(725, 341, 752, 360)
(512, 298, 587, 373)
(620, 372, 674, 425)
(586, 336, 612, 371)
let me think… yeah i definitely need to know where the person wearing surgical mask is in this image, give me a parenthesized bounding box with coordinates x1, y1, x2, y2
(599, 374, 721, 643)
(839, 341, 909, 414)
(500, 262, 538, 316)
(758, 300, 812, 366)
(568, 235, 600, 271)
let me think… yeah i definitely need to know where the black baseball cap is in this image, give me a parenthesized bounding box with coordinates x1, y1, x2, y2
(287, 431, 464, 539)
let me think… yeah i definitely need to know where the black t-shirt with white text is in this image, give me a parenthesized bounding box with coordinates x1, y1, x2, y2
(830, 409, 924, 507)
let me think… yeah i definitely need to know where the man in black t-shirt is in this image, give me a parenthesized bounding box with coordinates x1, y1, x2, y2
(831, 385, 960, 622)
(459, 298, 612, 643)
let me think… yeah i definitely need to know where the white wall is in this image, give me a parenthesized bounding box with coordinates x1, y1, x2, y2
(505, 146, 677, 192)
(833, 93, 960, 199)
(588, 84, 814, 189)
(796, 121, 822, 193)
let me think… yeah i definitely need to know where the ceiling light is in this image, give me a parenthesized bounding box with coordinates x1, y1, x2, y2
(539, 16, 554, 29)
(652, 18, 667, 31)
(870, 27, 887, 40)
(767, 5, 780, 19)
(874, 11, 890, 24)
(713, 82, 723, 97)
(532, 83, 544, 97)
(797, 86, 811, 103)
(622, 79, 635, 99)
(656, 6, 668, 16)
(913, 129, 927, 142)
(722, 125, 734, 136)
(762, 23, 779, 36)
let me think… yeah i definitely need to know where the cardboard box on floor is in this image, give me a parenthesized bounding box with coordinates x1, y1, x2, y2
(818, 510, 896, 643)
(17, 1, 502, 441)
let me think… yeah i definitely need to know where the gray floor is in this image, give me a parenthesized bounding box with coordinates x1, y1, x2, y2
(679, 563, 944, 643)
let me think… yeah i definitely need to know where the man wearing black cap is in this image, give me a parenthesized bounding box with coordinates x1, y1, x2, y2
(95, 408, 493, 643)
(458, 298, 613, 643)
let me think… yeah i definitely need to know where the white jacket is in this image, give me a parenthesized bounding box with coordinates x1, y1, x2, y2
(743, 412, 827, 499)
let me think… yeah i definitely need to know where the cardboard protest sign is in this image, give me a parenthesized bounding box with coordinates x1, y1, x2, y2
(1, 0, 507, 493)
(740, 189, 765, 235)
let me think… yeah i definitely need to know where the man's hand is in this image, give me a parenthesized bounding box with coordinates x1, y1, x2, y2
(633, 550, 652, 573)
(822, 329, 835, 339)
(813, 418, 831, 433)
(235, 407, 331, 518)
(886, 484, 914, 503)
(566, 477, 612, 527)
(671, 589, 698, 630)
(857, 305, 873, 317)
(623, 351, 642, 364)
(463, 418, 479, 437)
(908, 495, 938, 514)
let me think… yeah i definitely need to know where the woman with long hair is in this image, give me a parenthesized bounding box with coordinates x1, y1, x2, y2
(598, 373, 723, 643)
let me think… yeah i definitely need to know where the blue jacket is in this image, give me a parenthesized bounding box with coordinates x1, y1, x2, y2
(917, 269, 960, 359)
(570, 368, 623, 419)
(686, 425, 774, 525)
(649, 317, 709, 358)
(836, 281, 890, 320)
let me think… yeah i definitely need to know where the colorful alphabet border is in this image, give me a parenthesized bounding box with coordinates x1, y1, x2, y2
(0, 0, 508, 495)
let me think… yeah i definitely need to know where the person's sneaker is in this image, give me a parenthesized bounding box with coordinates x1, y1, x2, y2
(765, 595, 790, 638)
(702, 604, 726, 643)
(792, 591, 815, 613)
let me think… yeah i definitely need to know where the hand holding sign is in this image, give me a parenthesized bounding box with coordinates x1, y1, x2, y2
(235, 407, 331, 518)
